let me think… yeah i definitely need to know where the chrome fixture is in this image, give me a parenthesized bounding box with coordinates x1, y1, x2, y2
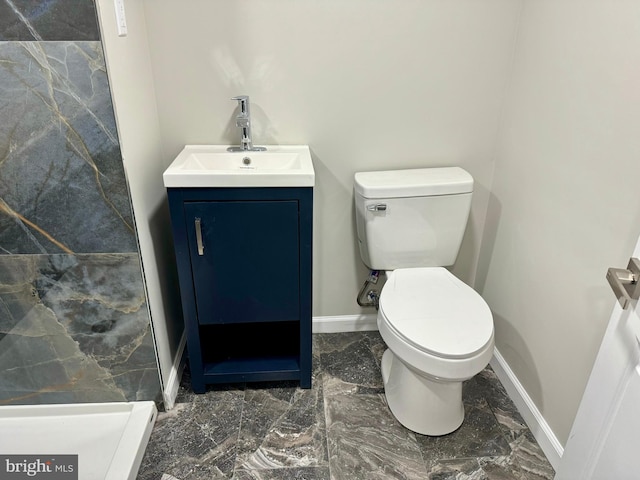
(357, 269, 381, 309)
(607, 257, 640, 309)
(227, 95, 266, 152)
(194, 217, 204, 256)
(367, 203, 388, 212)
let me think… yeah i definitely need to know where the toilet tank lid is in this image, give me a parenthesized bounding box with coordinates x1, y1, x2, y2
(354, 167, 473, 199)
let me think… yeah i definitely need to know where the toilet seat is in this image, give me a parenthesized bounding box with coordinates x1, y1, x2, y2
(379, 267, 493, 359)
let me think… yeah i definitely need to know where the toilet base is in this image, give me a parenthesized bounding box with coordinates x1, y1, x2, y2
(381, 348, 464, 436)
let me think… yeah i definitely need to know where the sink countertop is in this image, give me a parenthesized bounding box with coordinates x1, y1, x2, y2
(163, 145, 315, 188)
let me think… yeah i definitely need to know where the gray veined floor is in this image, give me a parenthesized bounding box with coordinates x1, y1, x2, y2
(138, 331, 555, 480)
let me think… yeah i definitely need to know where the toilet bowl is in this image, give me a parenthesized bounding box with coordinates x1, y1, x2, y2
(353, 167, 494, 435)
(377, 267, 494, 436)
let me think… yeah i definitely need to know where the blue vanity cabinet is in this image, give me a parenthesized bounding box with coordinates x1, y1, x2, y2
(167, 187, 313, 393)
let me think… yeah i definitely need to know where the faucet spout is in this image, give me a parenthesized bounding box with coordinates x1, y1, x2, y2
(227, 95, 266, 152)
(232, 95, 250, 115)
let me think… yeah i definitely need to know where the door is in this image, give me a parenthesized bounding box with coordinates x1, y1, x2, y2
(555, 235, 640, 479)
(184, 200, 300, 324)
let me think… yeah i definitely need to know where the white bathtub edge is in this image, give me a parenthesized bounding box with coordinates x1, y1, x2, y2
(106, 401, 157, 480)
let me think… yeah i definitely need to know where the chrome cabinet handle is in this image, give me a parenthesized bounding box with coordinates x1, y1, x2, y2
(607, 257, 640, 309)
(194, 217, 204, 256)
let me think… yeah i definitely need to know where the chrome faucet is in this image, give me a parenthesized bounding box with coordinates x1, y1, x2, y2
(227, 95, 266, 152)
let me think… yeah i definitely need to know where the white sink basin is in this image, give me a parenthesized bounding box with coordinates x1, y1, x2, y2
(163, 145, 315, 188)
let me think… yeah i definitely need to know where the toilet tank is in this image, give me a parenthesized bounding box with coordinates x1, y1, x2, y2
(354, 167, 473, 270)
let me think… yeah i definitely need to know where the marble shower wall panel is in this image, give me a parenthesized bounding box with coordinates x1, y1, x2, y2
(0, 0, 99, 41)
(0, 41, 136, 254)
(0, 254, 160, 404)
(0, 1, 160, 405)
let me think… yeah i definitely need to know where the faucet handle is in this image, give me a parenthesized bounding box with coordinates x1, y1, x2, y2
(231, 95, 250, 116)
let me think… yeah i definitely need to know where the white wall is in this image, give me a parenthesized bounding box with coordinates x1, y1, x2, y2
(141, 0, 523, 316)
(478, 0, 640, 445)
(96, 0, 185, 404)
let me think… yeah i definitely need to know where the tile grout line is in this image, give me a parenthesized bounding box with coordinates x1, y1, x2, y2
(316, 341, 335, 480)
(230, 384, 247, 478)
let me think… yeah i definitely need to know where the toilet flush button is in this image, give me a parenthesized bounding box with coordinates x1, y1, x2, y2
(366, 204, 387, 212)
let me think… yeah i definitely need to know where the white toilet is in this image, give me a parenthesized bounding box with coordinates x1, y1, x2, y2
(354, 167, 494, 436)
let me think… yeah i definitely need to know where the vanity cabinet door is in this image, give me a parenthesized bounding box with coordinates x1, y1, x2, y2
(184, 200, 300, 324)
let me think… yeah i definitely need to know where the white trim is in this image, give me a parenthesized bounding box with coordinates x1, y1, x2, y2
(161, 332, 187, 410)
(490, 347, 563, 470)
(312, 314, 378, 333)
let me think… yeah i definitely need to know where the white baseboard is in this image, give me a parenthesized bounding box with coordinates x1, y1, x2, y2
(161, 332, 187, 410)
(490, 348, 563, 470)
(312, 314, 378, 333)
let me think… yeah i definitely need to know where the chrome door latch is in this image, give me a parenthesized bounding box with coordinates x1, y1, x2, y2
(607, 257, 640, 309)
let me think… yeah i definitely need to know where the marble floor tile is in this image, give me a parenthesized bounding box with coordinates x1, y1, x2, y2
(235, 382, 327, 471)
(138, 331, 555, 480)
(426, 458, 485, 480)
(474, 367, 530, 439)
(325, 393, 429, 479)
(478, 432, 556, 480)
(232, 467, 330, 480)
(314, 332, 384, 395)
(138, 385, 245, 480)
(416, 402, 512, 463)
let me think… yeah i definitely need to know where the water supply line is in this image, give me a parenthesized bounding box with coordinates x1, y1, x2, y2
(357, 270, 381, 310)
